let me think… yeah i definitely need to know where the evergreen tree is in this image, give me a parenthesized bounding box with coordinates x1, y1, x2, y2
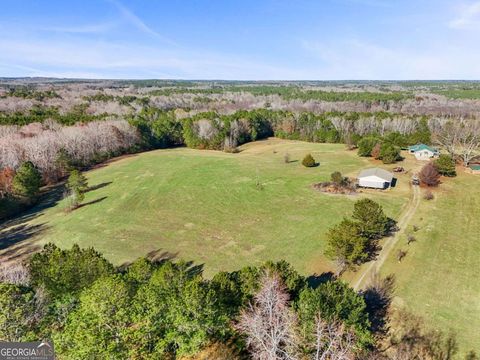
(12, 161, 41, 199)
(357, 137, 380, 157)
(434, 154, 456, 177)
(379, 143, 401, 164)
(302, 153, 317, 167)
(66, 170, 88, 207)
(324, 218, 369, 270)
(352, 198, 389, 239)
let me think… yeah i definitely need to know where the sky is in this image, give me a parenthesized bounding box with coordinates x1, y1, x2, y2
(1, 0, 480, 80)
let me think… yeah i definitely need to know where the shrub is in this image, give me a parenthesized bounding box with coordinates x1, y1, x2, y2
(419, 162, 440, 187)
(302, 153, 316, 167)
(396, 249, 407, 262)
(331, 171, 344, 185)
(423, 190, 434, 200)
(434, 154, 456, 177)
(284, 152, 290, 163)
(12, 161, 42, 199)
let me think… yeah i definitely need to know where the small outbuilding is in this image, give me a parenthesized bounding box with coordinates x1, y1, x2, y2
(358, 168, 394, 189)
(408, 144, 439, 160)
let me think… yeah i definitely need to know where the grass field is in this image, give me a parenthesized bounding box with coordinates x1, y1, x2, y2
(0, 139, 409, 277)
(381, 171, 480, 356)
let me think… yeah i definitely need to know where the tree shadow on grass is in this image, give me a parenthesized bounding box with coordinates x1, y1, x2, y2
(86, 182, 112, 193)
(118, 249, 205, 278)
(306, 271, 335, 288)
(77, 196, 107, 209)
(0, 222, 47, 264)
(145, 248, 179, 263)
(118, 249, 179, 271)
(0, 183, 64, 264)
(1, 182, 65, 227)
(0, 223, 47, 251)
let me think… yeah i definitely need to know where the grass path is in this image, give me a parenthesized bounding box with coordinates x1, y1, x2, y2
(352, 183, 421, 291)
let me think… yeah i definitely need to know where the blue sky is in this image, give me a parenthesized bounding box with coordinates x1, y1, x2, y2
(0, 0, 479, 79)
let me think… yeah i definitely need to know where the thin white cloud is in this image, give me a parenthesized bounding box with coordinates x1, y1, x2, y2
(107, 0, 178, 46)
(448, 1, 480, 29)
(41, 21, 119, 34)
(301, 38, 480, 79)
(0, 37, 304, 80)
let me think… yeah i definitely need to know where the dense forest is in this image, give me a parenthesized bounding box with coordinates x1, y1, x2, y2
(0, 243, 466, 359)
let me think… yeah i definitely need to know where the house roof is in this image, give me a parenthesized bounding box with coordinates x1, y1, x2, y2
(408, 144, 437, 153)
(358, 168, 393, 182)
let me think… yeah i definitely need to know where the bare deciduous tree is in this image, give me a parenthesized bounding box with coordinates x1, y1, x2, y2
(236, 272, 298, 360)
(435, 119, 480, 166)
(312, 316, 356, 360)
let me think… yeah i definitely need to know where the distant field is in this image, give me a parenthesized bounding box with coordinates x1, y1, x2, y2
(381, 171, 480, 356)
(434, 88, 480, 99)
(0, 139, 408, 276)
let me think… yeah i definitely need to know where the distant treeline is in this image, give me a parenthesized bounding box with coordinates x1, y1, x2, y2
(130, 108, 431, 152)
(0, 105, 108, 126)
(148, 86, 413, 103)
(0, 87, 61, 101)
(82, 93, 150, 106)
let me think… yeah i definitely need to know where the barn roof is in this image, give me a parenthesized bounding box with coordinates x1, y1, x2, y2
(358, 168, 393, 182)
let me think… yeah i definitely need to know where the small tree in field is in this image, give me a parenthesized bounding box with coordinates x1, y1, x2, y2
(302, 154, 316, 167)
(352, 198, 389, 239)
(12, 161, 42, 200)
(423, 190, 434, 200)
(66, 170, 88, 209)
(434, 154, 456, 177)
(419, 163, 440, 187)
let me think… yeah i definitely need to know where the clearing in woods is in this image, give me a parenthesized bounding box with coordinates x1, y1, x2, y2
(0, 139, 408, 276)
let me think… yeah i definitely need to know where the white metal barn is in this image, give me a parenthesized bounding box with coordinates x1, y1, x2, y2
(358, 168, 394, 189)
